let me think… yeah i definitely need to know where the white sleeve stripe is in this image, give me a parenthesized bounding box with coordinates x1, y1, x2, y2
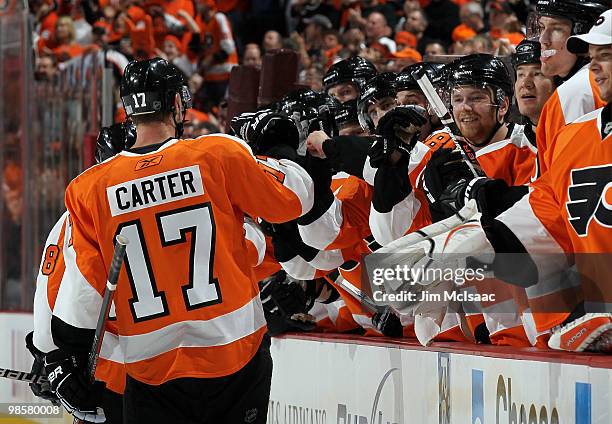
(298, 197, 342, 250)
(496, 192, 569, 281)
(243, 220, 266, 266)
(309, 249, 345, 271)
(278, 159, 315, 217)
(53, 218, 103, 330)
(33, 212, 69, 353)
(369, 191, 420, 246)
(280, 256, 317, 280)
(557, 65, 596, 124)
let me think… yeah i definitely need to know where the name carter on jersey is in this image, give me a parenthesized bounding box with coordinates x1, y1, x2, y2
(107, 165, 205, 216)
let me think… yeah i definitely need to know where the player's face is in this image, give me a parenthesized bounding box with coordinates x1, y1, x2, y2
(328, 82, 359, 103)
(538, 16, 575, 78)
(339, 122, 366, 136)
(515, 63, 555, 123)
(368, 96, 397, 128)
(589, 44, 612, 103)
(396, 89, 428, 109)
(451, 85, 499, 146)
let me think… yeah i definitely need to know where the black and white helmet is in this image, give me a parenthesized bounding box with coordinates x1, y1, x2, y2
(527, 0, 610, 40)
(446, 54, 513, 107)
(357, 72, 398, 132)
(323, 56, 378, 94)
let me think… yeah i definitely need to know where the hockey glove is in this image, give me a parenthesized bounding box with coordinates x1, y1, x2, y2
(24, 332, 58, 405)
(95, 121, 136, 164)
(372, 308, 404, 338)
(44, 350, 107, 423)
(423, 148, 479, 219)
(260, 272, 316, 336)
(371, 105, 427, 167)
(230, 109, 300, 157)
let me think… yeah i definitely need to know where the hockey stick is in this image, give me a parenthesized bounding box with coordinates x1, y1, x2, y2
(74, 234, 128, 424)
(0, 367, 47, 384)
(411, 68, 481, 178)
(330, 273, 386, 314)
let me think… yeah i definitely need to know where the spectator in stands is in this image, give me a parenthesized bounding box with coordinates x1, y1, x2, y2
(303, 14, 332, 52)
(34, 54, 58, 81)
(395, 31, 417, 51)
(424, 41, 447, 56)
(300, 64, 325, 91)
(160, 35, 193, 77)
(460, 35, 493, 54)
(452, 2, 485, 43)
(322, 29, 342, 65)
(48, 16, 85, 62)
(263, 30, 283, 52)
(341, 28, 366, 57)
(365, 12, 396, 53)
(187, 0, 238, 108)
(242, 43, 262, 69)
(487, 1, 524, 46)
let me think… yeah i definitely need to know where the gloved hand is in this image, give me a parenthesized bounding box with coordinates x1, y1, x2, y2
(372, 308, 403, 337)
(24, 332, 58, 405)
(230, 109, 300, 157)
(259, 272, 316, 336)
(371, 105, 427, 167)
(423, 148, 478, 219)
(44, 350, 107, 423)
(95, 121, 137, 164)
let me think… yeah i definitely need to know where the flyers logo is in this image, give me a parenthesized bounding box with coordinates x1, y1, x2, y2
(566, 165, 612, 236)
(135, 155, 163, 170)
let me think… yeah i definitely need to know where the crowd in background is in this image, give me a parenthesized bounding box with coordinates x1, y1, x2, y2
(31, 0, 533, 135)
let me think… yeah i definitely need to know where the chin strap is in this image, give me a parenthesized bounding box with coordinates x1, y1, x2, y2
(172, 107, 186, 138)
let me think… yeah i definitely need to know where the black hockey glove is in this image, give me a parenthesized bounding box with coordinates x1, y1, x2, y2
(370, 105, 427, 167)
(230, 109, 300, 157)
(95, 121, 136, 164)
(259, 272, 316, 336)
(44, 350, 107, 423)
(24, 332, 59, 405)
(423, 148, 478, 220)
(372, 308, 403, 338)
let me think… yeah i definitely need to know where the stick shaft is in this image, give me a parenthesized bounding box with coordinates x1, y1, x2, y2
(411, 69, 480, 177)
(86, 236, 128, 382)
(0, 367, 47, 384)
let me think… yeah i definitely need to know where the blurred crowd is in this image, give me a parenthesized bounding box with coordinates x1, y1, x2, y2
(31, 0, 535, 136)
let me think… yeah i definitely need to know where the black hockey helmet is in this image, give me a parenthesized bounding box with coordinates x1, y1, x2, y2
(95, 121, 137, 164)
(446, 54, 513, 105)
(334, 99, 359, 129)
(396, 62, 446, 92)
(120, 57, 192, 118)
(278, 88, 338, 149)
(323, 56, 378, 93)
(528, 0, 610, 39)
(512, 39, 542, 69)
(357, 72, 398, 132)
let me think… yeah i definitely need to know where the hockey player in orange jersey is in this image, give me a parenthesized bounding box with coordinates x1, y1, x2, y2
(394, 14, 612, 352)
(45, 58, 314, 423)
(529, 0, 608, 177)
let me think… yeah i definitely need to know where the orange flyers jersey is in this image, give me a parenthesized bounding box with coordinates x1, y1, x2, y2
(191, 12, 238, 81)
(33, 213, 127, 394)
(475, 124, 537, 186)
(535, 64, 605, 178)
(52, 134, 313, 385)
(496, 105, 611, 323)
(369, 130, 454, 246)
(298, 172, 372, 251)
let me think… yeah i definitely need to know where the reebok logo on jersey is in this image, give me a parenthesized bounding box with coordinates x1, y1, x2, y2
(135, 155, 163, 171)
(566, 165, 612, 236)
(107, 165, 204, 216)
